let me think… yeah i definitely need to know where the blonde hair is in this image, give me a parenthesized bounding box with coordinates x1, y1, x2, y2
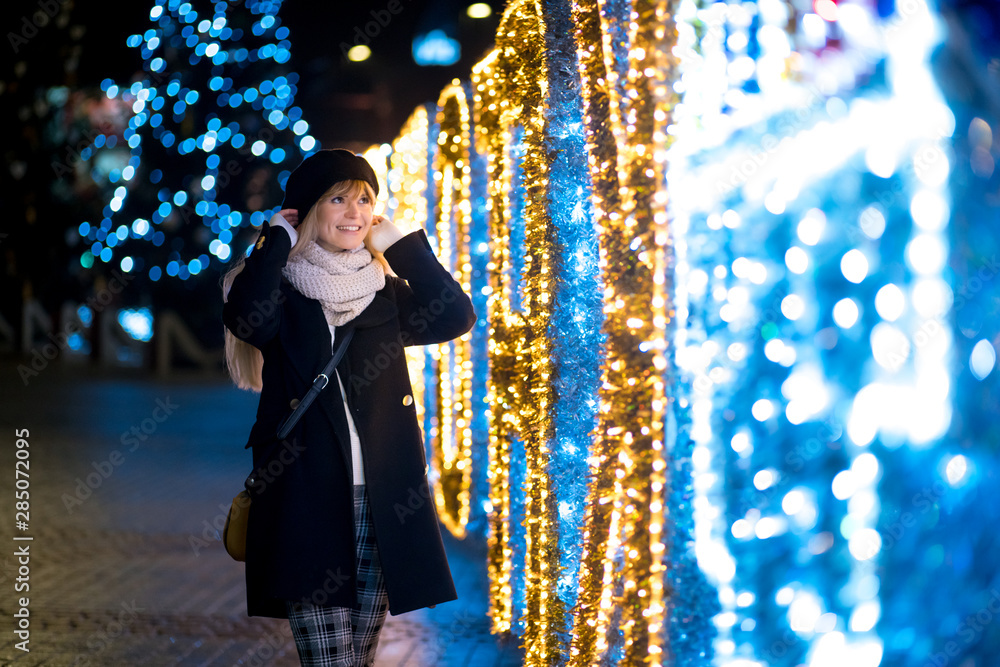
(223, 179, 388, 391)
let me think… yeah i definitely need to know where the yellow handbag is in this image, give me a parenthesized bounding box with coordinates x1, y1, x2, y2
(223, 490, 251, 562)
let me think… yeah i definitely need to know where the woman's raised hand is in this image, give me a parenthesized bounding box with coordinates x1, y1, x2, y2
(369, 215, 404, 253)
(276, 208, 300, 228)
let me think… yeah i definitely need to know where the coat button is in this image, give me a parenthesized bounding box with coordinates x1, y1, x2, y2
(402, 394, 413, 406)
(289, 398, 300, 409)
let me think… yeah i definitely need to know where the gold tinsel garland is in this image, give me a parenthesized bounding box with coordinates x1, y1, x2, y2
(388, 96, 476, 540)
(390, 107, 434, 506)
(429, 82, 476, 538)
(388, 107, 430, 236)
(568, 0, 680, 664)
(471, 48, 517, 636)
(472, 0, 564, 662)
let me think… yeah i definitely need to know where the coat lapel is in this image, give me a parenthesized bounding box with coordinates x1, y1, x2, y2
(280, 289, 399, 481)
(282, 291, 331, 383)
(278, 294, 353, 473)
(349, 291, 397, 330)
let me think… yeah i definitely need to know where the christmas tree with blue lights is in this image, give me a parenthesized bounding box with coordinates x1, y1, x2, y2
(76, 0, 317, 292)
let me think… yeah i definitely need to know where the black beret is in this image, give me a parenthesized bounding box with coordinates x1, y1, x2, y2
(281, 148, 379, 214)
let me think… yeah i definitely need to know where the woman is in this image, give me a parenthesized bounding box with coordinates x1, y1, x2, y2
(222, 148, 475, 666)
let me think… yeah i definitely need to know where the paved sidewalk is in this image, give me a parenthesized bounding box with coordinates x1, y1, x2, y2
(0, 360, 523, 666)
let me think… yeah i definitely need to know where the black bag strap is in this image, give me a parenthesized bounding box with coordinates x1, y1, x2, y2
(245, 327, 355, 493)
(276, 327, 355, 440)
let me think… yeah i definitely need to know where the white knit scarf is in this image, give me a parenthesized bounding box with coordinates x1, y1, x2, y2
(281, 242, 386, 327)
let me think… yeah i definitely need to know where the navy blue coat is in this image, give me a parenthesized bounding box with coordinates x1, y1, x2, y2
(223, 223, 475, 618)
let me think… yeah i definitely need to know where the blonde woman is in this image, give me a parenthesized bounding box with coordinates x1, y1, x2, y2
(222, 149, 474, 666)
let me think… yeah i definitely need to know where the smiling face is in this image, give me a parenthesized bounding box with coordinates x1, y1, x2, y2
(311, 180, 377, 252)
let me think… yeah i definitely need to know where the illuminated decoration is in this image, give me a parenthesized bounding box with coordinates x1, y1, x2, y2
(381, 0, 991, 659)
(537, 0, 605, 658)
(567, 0, 678, 661)
(387, 106, 436, 530)
(470, 48, 521, 636)
(471, 2, 566, 658)
(362, 144, 392, 214)
(79, 0, 315, 283)
(564, 0, 631, 660)
(388, 106, 433, 235)
(387, 99, 495, 543)
(566, 0, 721, 662)
(428, 81, 477, 537)
(667, 0, 956, 665)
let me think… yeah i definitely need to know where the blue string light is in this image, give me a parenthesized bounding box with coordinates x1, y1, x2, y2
(78, 0, 317, 280)
(542, 11, 604, 635)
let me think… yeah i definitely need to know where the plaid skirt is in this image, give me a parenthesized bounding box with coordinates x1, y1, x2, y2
(285, 485, 389, 667)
